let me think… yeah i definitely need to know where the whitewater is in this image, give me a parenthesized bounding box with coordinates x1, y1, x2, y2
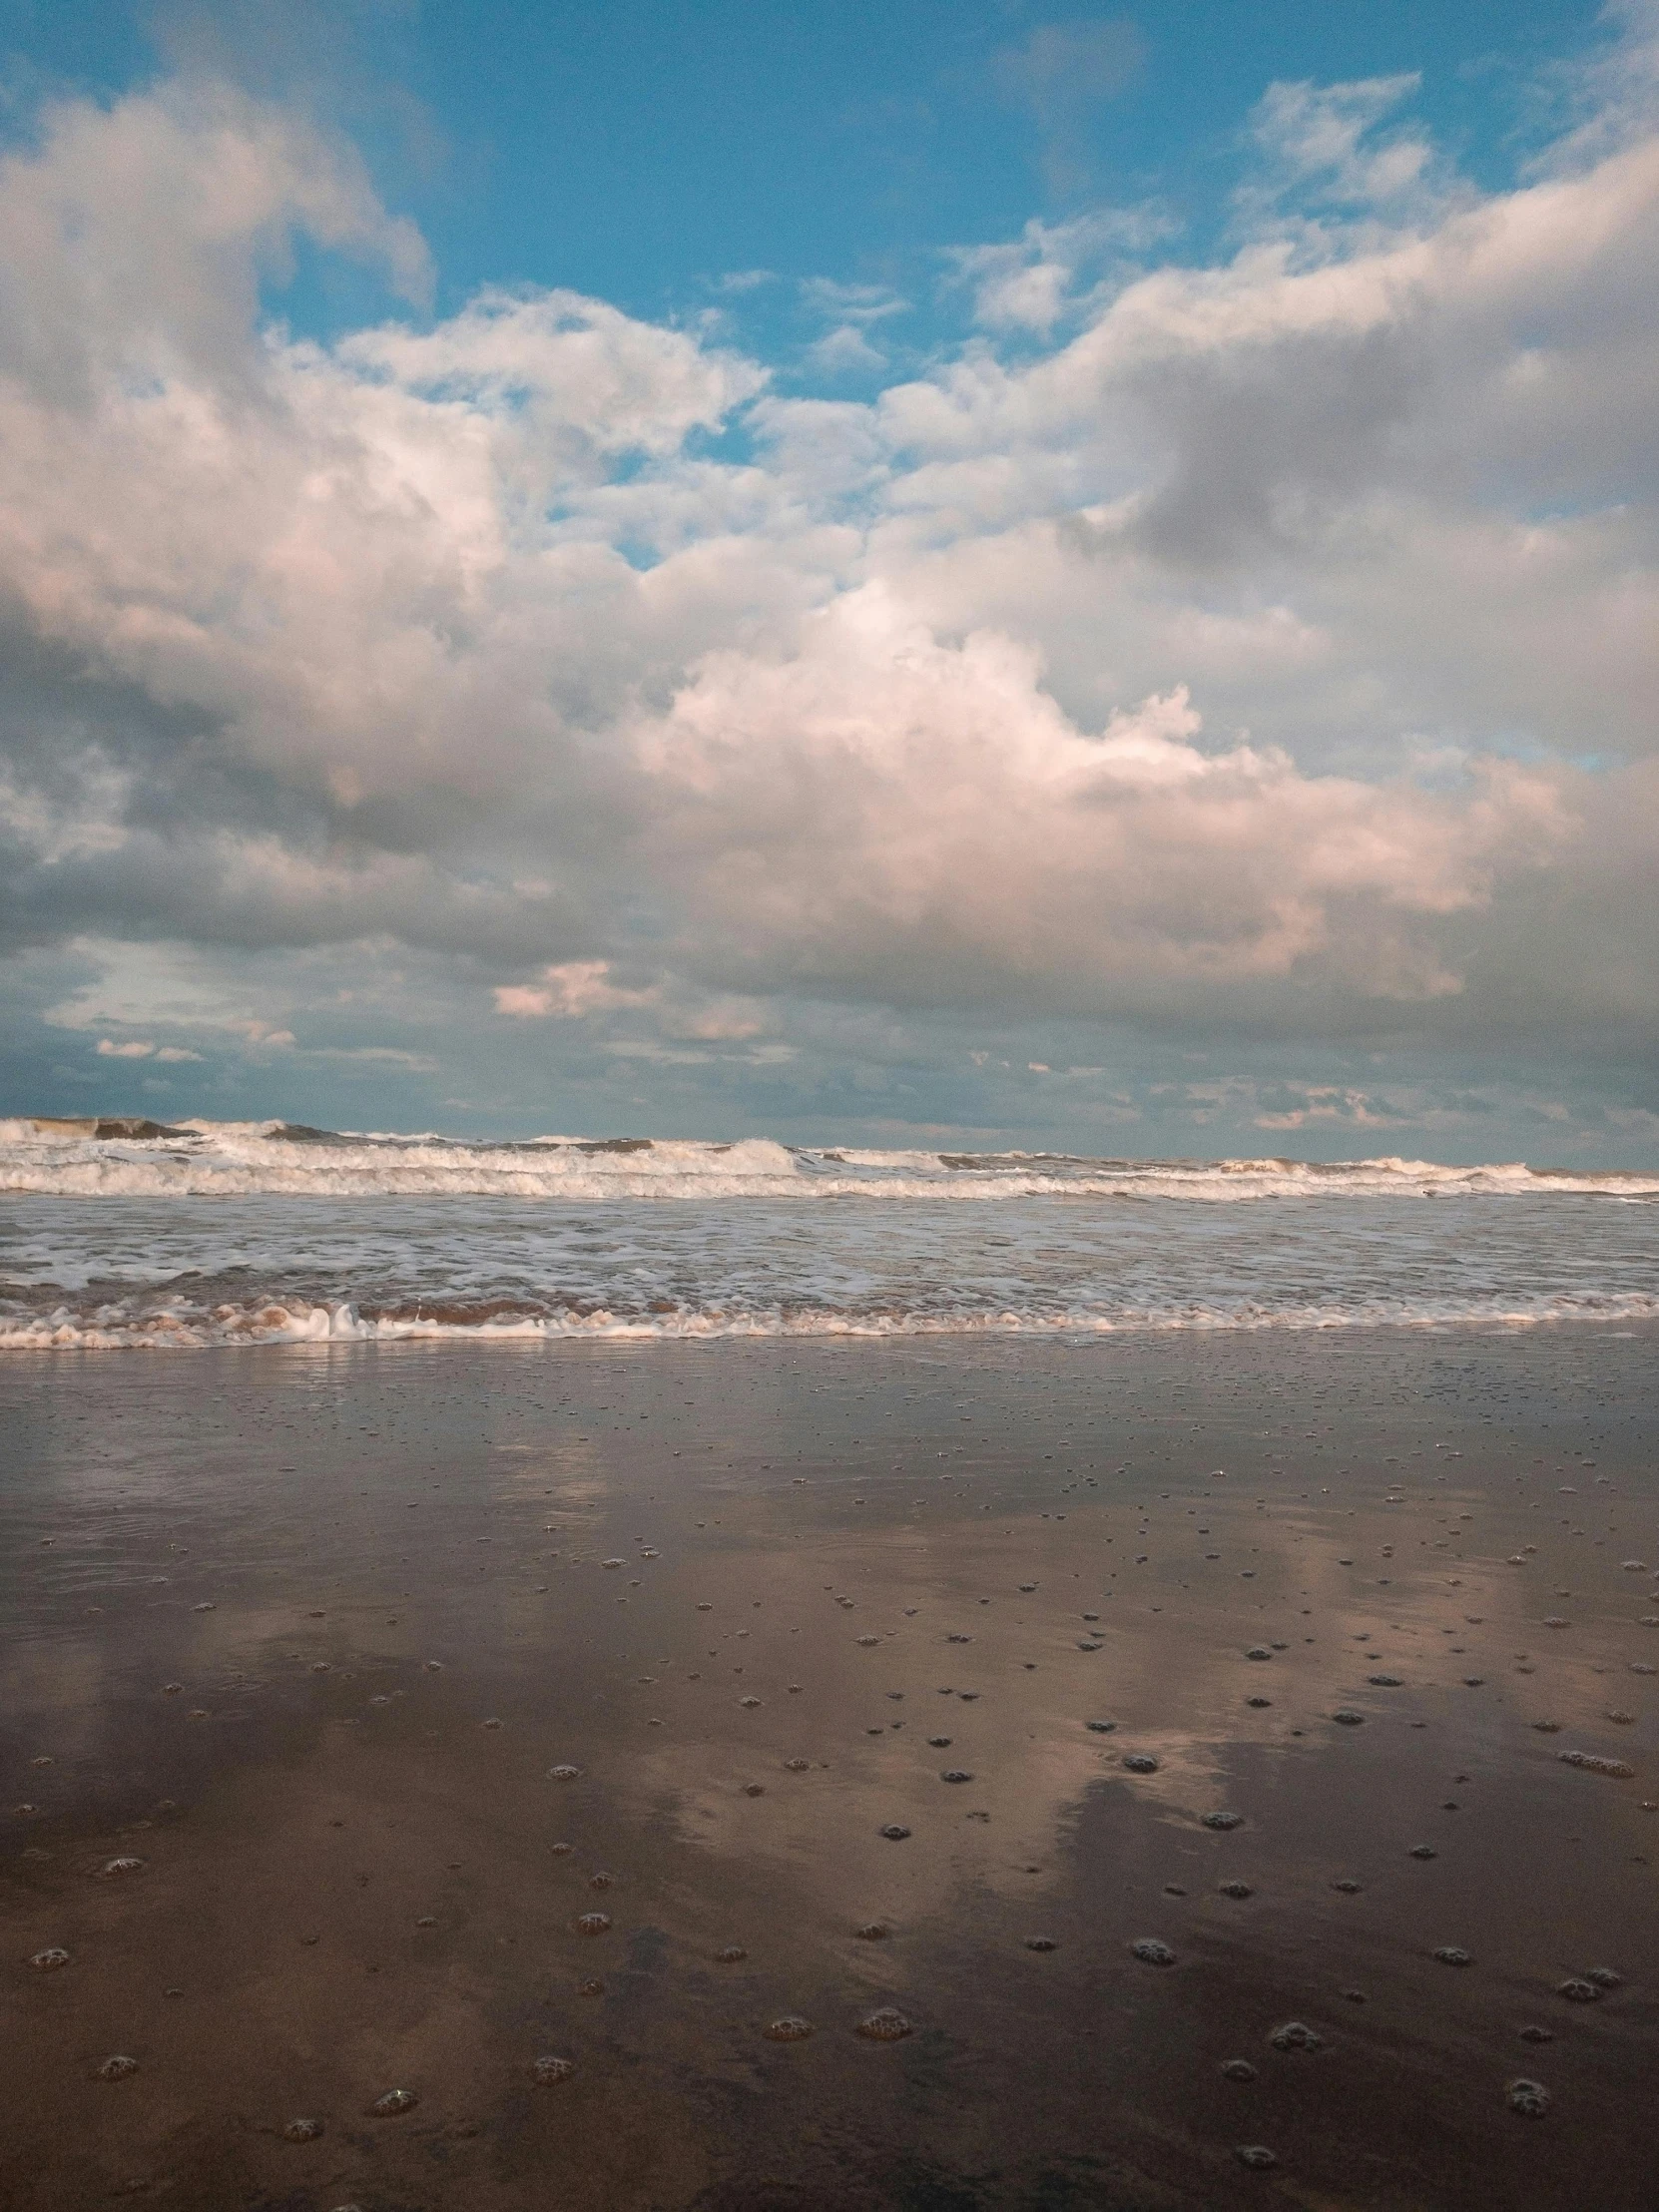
(2, 1118, 1657, 1348)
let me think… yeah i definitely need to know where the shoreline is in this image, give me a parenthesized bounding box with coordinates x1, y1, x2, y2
(6, 1309, 1659, 1354)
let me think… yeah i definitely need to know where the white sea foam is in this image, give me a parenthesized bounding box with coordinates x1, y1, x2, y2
(4, 1121, 1657, 1350)
(6, 1289, 1659, 1351)
(1, 1119, 1655, 1201)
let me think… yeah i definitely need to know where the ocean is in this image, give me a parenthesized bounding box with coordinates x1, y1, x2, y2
(3, 1117, 1656, 1348)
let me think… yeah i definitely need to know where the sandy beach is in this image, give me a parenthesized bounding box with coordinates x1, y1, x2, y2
(5, 1326, 1659, 2210)
(4, 0, 1659, 2195)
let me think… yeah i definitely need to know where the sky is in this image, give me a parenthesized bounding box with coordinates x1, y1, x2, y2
(0, 0, 1656, 1161)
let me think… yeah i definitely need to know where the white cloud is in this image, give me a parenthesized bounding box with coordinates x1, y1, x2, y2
(1252, 1084, 1401, 1130)
(97, 1038, 205, 1060)
(804, 323, 889, 377)
(946, 208, 1175, 335)
(1245, 74, 1435, 216)
(798, 278, 905, 377)
(0, 38, 1656, 1134)
(0, 78, 427, 405)
(338, 286, 763, 462)
(493, 961, 659, 1019)
(799, 277, 906, 326)
(637, 587, 1567, 1015)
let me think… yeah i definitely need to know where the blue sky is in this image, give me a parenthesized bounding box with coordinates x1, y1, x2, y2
(4, 0, 1613, 334)
(0, 0, 1655, 1158)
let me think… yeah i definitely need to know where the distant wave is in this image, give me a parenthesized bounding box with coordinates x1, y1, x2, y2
(2, 1118, 1655, 1201)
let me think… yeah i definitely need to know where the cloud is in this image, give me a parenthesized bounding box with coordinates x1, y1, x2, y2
(637, 588, 1567, 1020)
(992, 19, 1149, 194)
(0, 77, 428, 409)
(338, 285, 762, 463)
(1534, 0, 1659, 174)
(800, 277, 906, 325)
(1250, 1083, 1404, 1130)
(804, 324, 890, 377)
(494, 961, 659, 1019)
(1243, 74, 1436, 218)
(798, 278, 906, 377)
(945, 207, 1176, 335)
(43, 943, 303, 1050)
(93, 1035, 202, 1061)
(0, 40, 1655, 1142)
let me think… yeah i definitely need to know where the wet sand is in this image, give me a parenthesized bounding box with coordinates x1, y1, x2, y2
(4, 1326, 1659, 2210)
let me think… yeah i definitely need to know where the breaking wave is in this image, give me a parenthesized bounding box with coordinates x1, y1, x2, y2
(5, 1119, 1657, 1350)
(3, 1118, 1656, 1201)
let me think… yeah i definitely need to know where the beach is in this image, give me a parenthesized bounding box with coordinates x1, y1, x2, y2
(6, 1324, 1659, 2210)
(4, 0, 1659, 2197)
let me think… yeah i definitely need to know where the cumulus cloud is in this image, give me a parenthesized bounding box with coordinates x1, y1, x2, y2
(637, 588, 1567, 1018)
(0, 32, 1655, 1142)
(0, 77, 427, 404)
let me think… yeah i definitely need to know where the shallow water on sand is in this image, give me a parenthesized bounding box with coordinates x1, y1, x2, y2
(3, 1330, 1659, 2209)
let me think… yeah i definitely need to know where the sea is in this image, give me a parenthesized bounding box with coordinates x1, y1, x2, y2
(2, 1117, 1657, 1350)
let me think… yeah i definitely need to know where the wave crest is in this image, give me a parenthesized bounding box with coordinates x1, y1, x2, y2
(2, 1120, 1654, 1201)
